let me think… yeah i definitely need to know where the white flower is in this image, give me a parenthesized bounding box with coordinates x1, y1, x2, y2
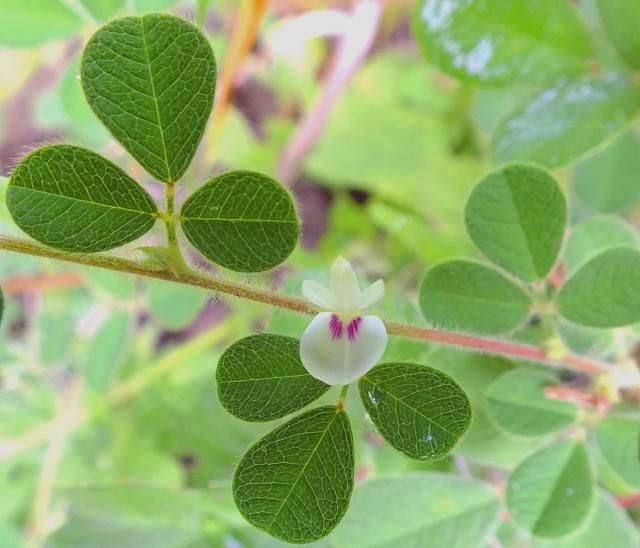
(300, 256, 388, 385)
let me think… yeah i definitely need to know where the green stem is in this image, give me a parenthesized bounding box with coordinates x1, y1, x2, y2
(163, 182, 189, 273)
(336, 385, 350, 410)
(0, 235, 609, 375)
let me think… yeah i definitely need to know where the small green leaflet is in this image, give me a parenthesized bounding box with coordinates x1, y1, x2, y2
(597, 0, 640, 70)
(465, 164, 566, 281)
(216, 335, 330, 422)
(146, 279, 206, 331)
(556, 247, 640, 327)
(332, 474, 500, 548)
(493, 74, 640, 168)
(180, 170, 299, 272)
(419, 260, 531, 335)
(81, 14, 216, 183)
(593, 415, 640, 491)
(564, 216, 638, 274)
(359, 362, 471, 461)
(412, 0, 593, 85)
(484, 370, 578, 438)
(233, 406, 354, 543)
(506, 440, 594, 538)
(572, 131, 640, 214)
(7, 145, 157, 253)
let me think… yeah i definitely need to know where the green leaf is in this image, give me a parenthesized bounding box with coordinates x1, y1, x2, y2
(564, 216, 638, 274)
(359, 362, 471, 461)
(48, 486, 226, 548)
(506, 440, 594, 538)
(233, 406, 354, 543)
(572, 131, 640, 214)
(85, 311, 131, 392)
(465, 164, 566, 281)
(597, 0, 640, 69)
(593, 415, 640, 491)
(0, 0, 83, 47)
(556, 247, 640, 327)
(7, 145, 157, 252)
(332, 474, 500, 547)
(493, 74, 640, 168)
(534, 490, 640, 548)
(412, 0, 592, 85)
(216, 334, 330, 422)
(180, 171, 299, 272)
(81, 14, 216, 182)
(419, 260, 531, 335)
(146, 279, 206, 331)
(484, 370, 578, 438)
(80, 0, 124, 21)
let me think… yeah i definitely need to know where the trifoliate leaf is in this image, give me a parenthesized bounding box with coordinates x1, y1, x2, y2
(556, 247, 640, 327)
(506, 440, 594, 538)
(7, 145, 157, 252)
(359, 362, 471, 461)
(81, 14, 216, 182)
(216, 335, 330, 422)
(233, 406, 354, 543)
(465, 164, 566, 281)
(419, 260, 531, 335)
(180, 170, 299, 272)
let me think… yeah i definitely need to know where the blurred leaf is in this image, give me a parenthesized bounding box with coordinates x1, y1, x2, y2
(84, 268, 136, 300)
(233, 407, 354, 543)
(332, 474, 500, 547)
(134, 0, 180, 11)
(216, 334, 330, 422)
(556, 247, 640, 327)
(360, 362, 471, 461)
(429, 349, 543, 467)
(85, 310, 131, 391)
(484, 370, 578, 437)
(419, 260, 531, 335)
(7, 145, 157, 252)
(534, 490, 640, 548)
(80, 0, 124, 20)
(493, 74, 640, 168)
(49, 486, 229, 548)
(572, 131, 640, 214)
(564, 215, 638, 274)
(412, 0, 593, 85)
(593, 415, 640, 491)
(59, 57, 110, 147)
(146, 279, 206, 331)
(0, 0, 83, 47)
(81, 14, 216, 182)
(597, 0, 640, 69)
(0, 524, 22, 548)
(557, 320, 614, 356)
(465, 165, 566, 281)
(181, 171, 299, 272)
(506, 440, 594, 538)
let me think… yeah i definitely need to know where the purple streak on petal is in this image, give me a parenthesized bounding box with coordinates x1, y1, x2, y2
(347, 316, 363, 342)
(329, 314, 344, 339)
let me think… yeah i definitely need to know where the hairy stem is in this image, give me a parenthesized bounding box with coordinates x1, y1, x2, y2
(163, 182, 189, 273)
(0, 235, 610, 375)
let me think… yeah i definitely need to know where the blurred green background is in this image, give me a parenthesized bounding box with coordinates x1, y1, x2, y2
(1, 0, 639, 546)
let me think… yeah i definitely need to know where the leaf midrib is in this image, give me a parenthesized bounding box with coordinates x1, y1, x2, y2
(268, 409, 341, 529)
(140, 16, 172, 182)
(9, 186, 155, 216)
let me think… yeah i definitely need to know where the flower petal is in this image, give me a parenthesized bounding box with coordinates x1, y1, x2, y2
(300, 312, 387, 385)
(302, 279, 332, 309)
(359, 279, 385, 309)
(329, 256, 361, 313)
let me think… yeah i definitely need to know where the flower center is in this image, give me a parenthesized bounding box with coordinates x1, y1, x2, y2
(329, 314, 362, 342)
